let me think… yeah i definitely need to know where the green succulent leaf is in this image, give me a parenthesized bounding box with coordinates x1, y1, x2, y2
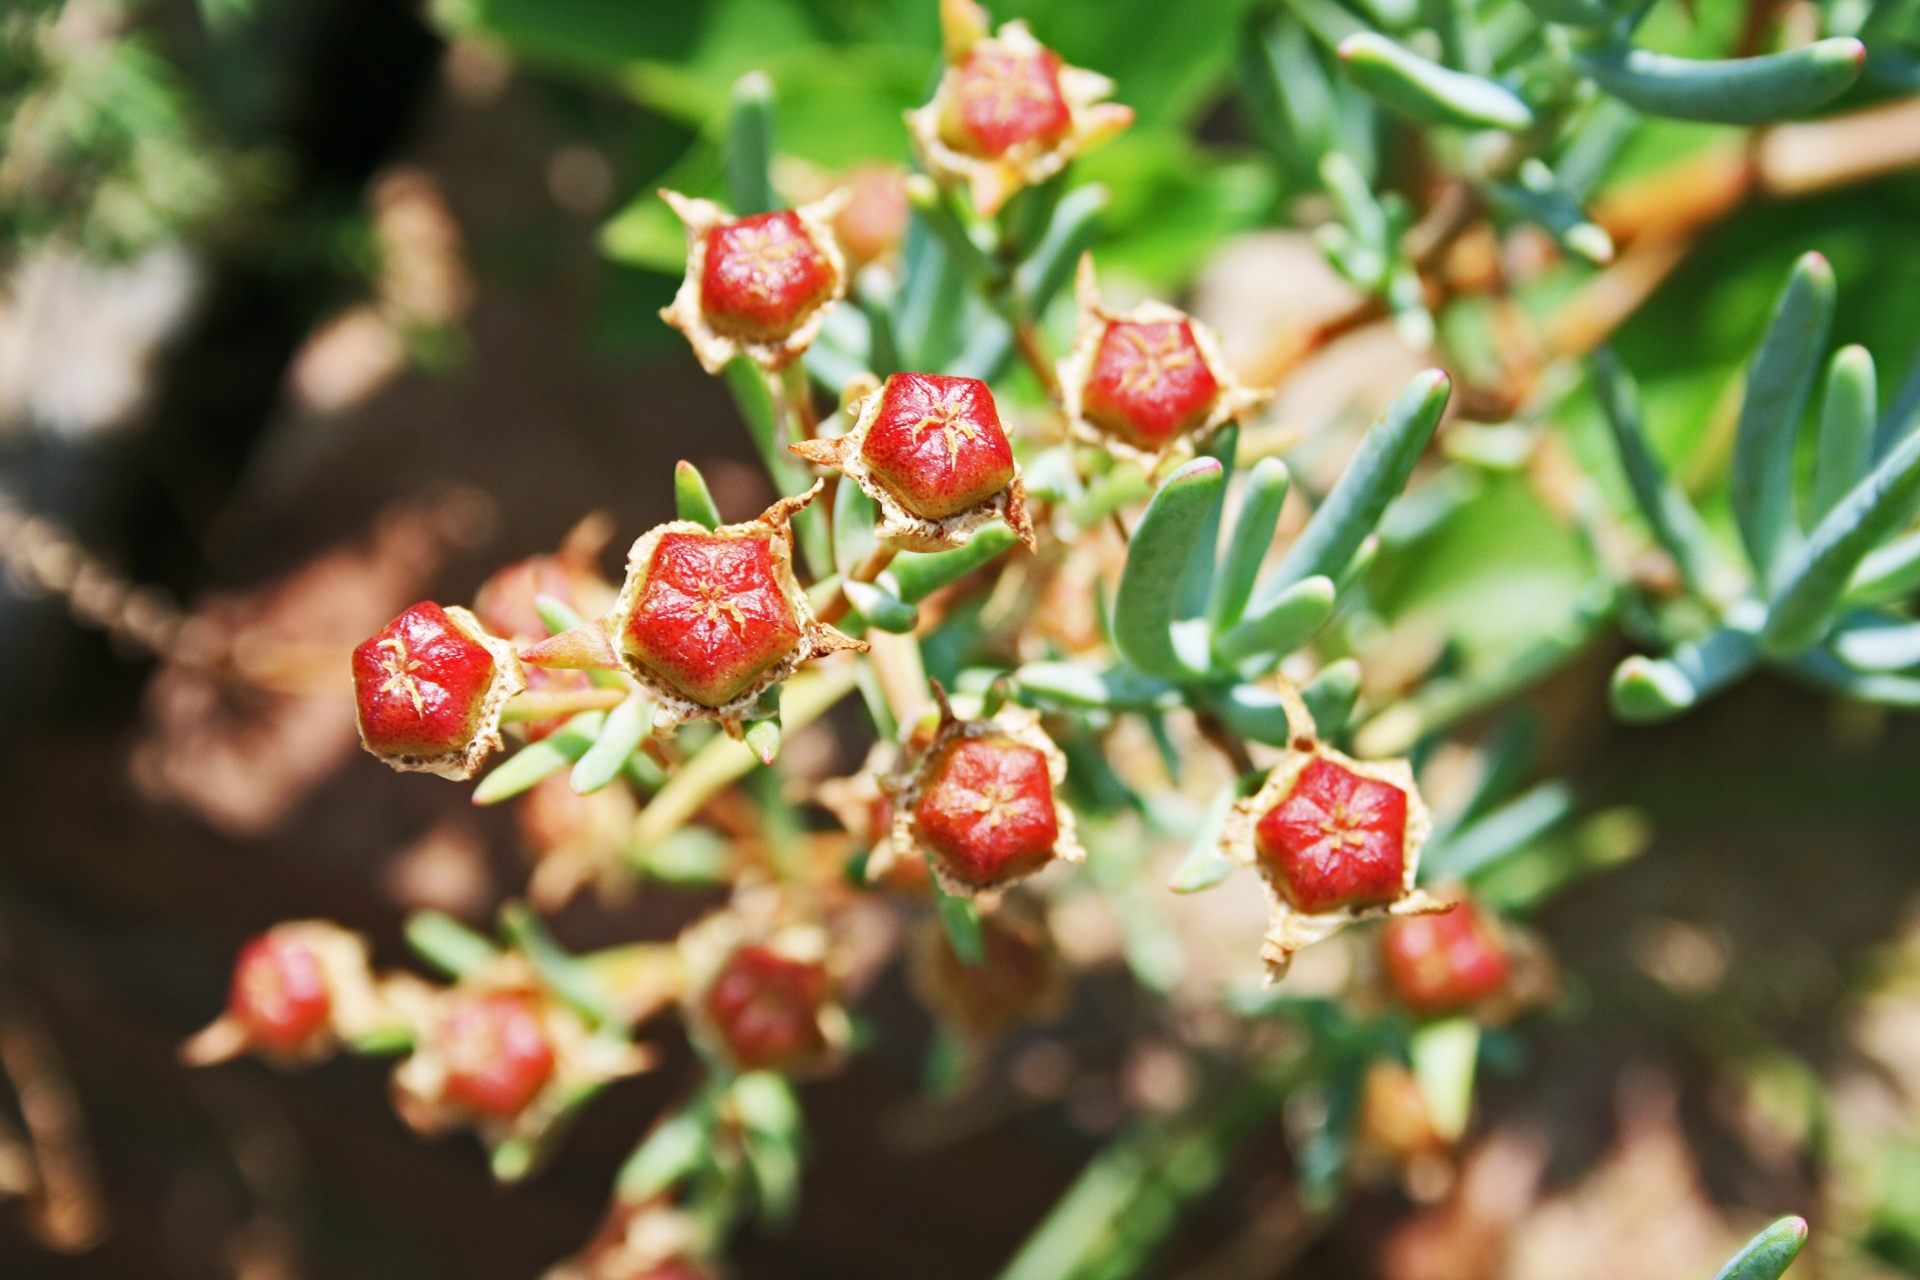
(724, 70, 777, 217)
(1213, 683, 1302, 746)
(834, 477, 880, 581)
(473, 712, 607, 805)
(405, 911, 499, 980)
(1516, 0, 1629, 28)
(1712, 1217, 1809, 1280)
(674, 459, 724, 529)
(844, 579, 920, 633)
(1732, 252, 1835, 586)
(1832, 620, 1920, 672)
(1217, 576, 1336, 665)
(1168, 784, 1240, 892)
(1265, 369, 1451, 597)
(930, 872, 986, 967)
(882, 525, 1018, 603)
(1301, 657, 1362, 740)
(1610, 626, 1760, 722)
(1337, 33, 1535, 131)
(1421, 781, 1574, 884)
(1763, 424, 1920, 658)
(1013, 183, 1110, 318)
(1847, 529, 1920, 606)
(1014, 661, 1179, 710)
(617, 1108, 711, 1201)
(1811, 345, 1878, 525)
(1575, 39, 1865, 125)
(1115, 457, 1227, 681)
(1485, 159, 1613, 265)
(501, 902, 614, 1023)
(571, 692, 650, 794)
(1177, 426, 1238, 622)
(1209, 457, 1292, 634)
(1590, 346, 1722, 593)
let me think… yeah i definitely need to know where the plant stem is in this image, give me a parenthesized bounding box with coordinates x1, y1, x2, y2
(815, 545, 898, 626)
(779, 362, 820, 441)
(1015, 317, 1061, 399)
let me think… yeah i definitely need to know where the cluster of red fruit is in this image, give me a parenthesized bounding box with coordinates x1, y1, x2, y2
(185, 3, 1533, 1270)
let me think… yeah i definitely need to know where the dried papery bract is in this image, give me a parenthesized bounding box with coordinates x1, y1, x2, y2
(392, 966, 651, 1151)
(658, 190, 850, 374)
(606, 483, 865, 736)
(905, 0, 1133, 216)
(352, 601, 525, 780)
(1219, 679, 1444, 980)
(878, 688, 1082, 898)
(678, 906, 851, 1076)
(181, 921, 398, 1066)
(1059, 256, 1270, 468)
(791, 372, 1035, 552)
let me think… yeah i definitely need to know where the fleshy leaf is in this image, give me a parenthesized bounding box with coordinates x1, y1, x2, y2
(1114, 457, 1226, 681)
(1732, 253, 1834, 586)
(571, 692, 650, 795)
(1576, 39, 1865, 125)
(882, 524, 1017, 602)
(674, 460, 724, 530)
(1591, 347, 1722, 593)
(1338, 33, 1534, 131)
(1420, 781, 1574, 884)
(930, 872, 986, 967)
(1300, 657, 1362, 739)
(1811, 345, 1877, 525)
(724, 71, 777, 217)
(1263, 369, 1450, 597)
(1216, 576, 1336, 665)
(1210, 458, 1291, 634)
(1169, 785, 1239, 892)
(1014, 661, 1178, 710)
(1610, 628, 1759, 722)
(1762, 424, 1920, 657)
(405, 911, 498, 979)
(473, 713, 606, 805)
(1712, 1217, 1809, 1280)
(1013, 184, 1110, 318)
(844, 579, 920, 634)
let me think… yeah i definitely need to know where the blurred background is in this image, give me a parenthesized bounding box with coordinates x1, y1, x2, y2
(3, 1, 1920, 1278)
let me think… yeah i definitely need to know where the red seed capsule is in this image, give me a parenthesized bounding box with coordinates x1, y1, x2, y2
(660, 191, 848, 374)
(1381, 899, 1511, 1016)
(1082, 320, 1221, 452)
(1254, 756, 1410, 915)
(790, 374, 1033, 553)
(229, 933, 332, 1054)
(620, 532, 803, 709)
(608, 486, 862, 732)
(702, 944, 833, 1073)
(1060, 258, 1267, 465)
(944, 46, 1073, 157)
(352, 602, 521, 778)
(699, 211, 839, 342)
(907, 0, 1132, 216)
(862, 374, 1016, 519)
(436, 992, 557, 1119)
(914, 736, 1061, 890)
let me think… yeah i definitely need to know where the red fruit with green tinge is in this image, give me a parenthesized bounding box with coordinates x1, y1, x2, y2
(699, 211, 837, 342)
(353, 602, 498, 760)
(1082, 319, 1220, 451)
(230, 933, 331, 1053)
(945, 48, 1072, 157)
(1381, 899, 1510, 1015)
(1254, 757, 1408, 914)
(621, 532, 802, 707)
(914, 736, 1059, 889)
(437, 992, 556, 1119)
(703, 945, 831, 1072)
(861, 373, 1015, 519)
